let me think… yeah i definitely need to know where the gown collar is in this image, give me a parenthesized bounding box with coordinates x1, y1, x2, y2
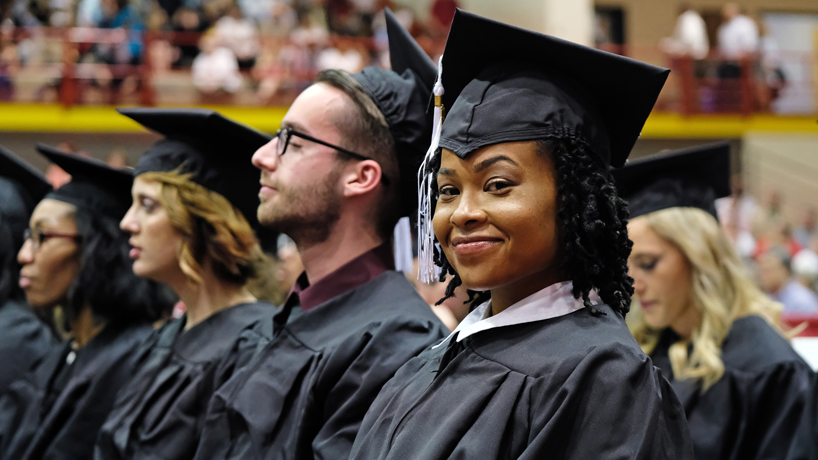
(434, 281, 600, 348)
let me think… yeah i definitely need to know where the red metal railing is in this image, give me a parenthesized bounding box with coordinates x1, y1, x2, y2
(783, 314, 818, 337)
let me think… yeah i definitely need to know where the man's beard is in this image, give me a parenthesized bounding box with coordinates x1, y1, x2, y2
(257, 167, 343, 247)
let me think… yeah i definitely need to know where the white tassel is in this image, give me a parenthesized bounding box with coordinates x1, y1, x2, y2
(417, 56, 445, 284)
(392, 216, 413, 274)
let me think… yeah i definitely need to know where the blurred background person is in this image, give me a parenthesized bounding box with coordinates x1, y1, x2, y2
(213, 5, 259, 69)
(716, 172, 758, 259)
(717, 2, 759, 79)
(660, 3, 708, 60)
(793, 208, 817, 249)
(191, 31, 242, 103)
(792, 249, 818, 295)
(620, 144, 815, 459)
(758, 246, 818, 314)
(0, 145, 175, 460)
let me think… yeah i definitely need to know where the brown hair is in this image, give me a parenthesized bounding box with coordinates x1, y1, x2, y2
(139, 169, 268, 289)
(314, 69, 400, 240)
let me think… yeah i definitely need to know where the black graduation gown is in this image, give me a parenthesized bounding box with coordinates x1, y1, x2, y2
(94, 301, 275, 460)
(0, 300, 58, 394)
(192, 271, 448, 460)
(649, 315, 815, 460)
(0, 322, 153, 460)
(350, 304, 694, 460)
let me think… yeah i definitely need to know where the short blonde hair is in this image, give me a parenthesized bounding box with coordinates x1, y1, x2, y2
(139, 169, 267, 288)
(629, 207, 783, 391)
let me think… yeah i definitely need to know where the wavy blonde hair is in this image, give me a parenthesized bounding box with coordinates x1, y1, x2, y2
(139, 170, 270, 292)
(628, 207, 783, 391)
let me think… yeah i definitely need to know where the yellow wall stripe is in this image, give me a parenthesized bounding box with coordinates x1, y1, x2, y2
(0, 104, 816, 138)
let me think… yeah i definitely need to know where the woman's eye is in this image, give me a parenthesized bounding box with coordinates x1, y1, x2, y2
(437, 186, 459, 198)
(485, 180, 513, 192)
(140, 198, 158, 213)
(289, 142, 304, 152)
(639, 259, 658, 271)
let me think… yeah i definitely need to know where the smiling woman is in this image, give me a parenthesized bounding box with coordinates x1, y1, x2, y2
(349, 10, 693, 460)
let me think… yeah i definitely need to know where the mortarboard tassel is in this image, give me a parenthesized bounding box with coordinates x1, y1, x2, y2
(417, 56, 445, 284)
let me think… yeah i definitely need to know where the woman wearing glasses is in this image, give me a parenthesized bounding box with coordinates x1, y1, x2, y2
(94, 108, 278, 460)
(0, 145, 174, 460)
(0, 146, 58, 395)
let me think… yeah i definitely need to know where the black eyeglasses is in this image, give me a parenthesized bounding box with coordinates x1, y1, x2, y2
(23, 228, 80, 252)
(275, 127, 390, 186)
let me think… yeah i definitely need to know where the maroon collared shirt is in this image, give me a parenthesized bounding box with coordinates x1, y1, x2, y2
(289, 243, 395, 312)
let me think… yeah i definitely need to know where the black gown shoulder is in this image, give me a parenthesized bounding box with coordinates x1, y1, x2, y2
(649, 315, 815, 460)
(0, 300, 58, 394)
(193, 271, 448, 460)
(350, 304, 694, 460)
(94, 301, 275, 460)
(0, 322, 153, 460)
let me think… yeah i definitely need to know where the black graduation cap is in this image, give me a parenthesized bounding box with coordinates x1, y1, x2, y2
(349, 8, 436, 216)
(0, 145, 53, 242)
(117, 108, 274, 237)
(36, 143, 134, 219)
(437, 9, 670, 168)
(611, 142, 731, 219)
(0, 145, 52, 214)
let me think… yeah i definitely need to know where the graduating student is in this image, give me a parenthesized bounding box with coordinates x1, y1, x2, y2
(350, 10, 693, 459)
(191, 9, 447, 459)
(94, 109, 278, 460)
(617, 143, 815, 460)
(0, 146, 59, 395)
(0, 145, 174, 460)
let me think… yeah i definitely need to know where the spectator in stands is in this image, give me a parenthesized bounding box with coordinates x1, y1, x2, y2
(191, 31, 242, 101)
(253, 38, 288, 103)
(793, 249, 818, 294)
(716, 172, 758, 257)
(717, 3, 758, 78)
(758, 246, 818, 314)
(326, 0, 359, 35)
(76, 0, 103, 27)
(171, 7, 207, 67)
(756, 19, 785, 112)
(0, 25, 19, 101)
(257, 0, 297, 36)
(97, 0, 144, 60)
(754, 219, 802, 260)
(660, 3, 708, 60)
(316, 34, 365, 73)
(793, 208, 817, 248)
(213, 5, 259, 69)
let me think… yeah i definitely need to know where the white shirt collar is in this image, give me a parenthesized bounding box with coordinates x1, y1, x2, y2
(433, 281, 601, 349)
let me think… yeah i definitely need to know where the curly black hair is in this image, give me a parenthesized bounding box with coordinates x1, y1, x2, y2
(431, 138, 634, 317)
(63, 208, 177, 329)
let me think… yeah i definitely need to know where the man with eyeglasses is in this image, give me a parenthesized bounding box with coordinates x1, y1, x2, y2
(192, 10, 448, 460)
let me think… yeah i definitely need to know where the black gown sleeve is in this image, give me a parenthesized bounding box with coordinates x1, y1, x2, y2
(0, 301, 58, 394)
(307, 318, 444, 458)
(733, 361, 814, 460)
(522, 345, 693, 459)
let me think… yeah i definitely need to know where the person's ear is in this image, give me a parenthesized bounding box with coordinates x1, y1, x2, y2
(342, 159, 384, 198)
